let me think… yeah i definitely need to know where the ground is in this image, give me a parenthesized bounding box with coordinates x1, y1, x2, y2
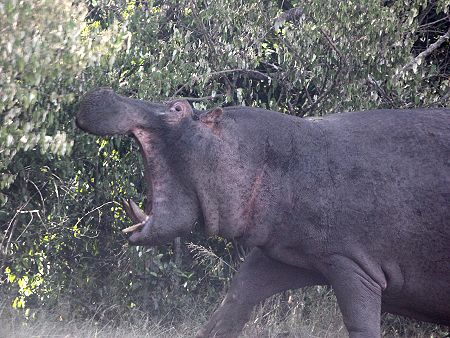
(1, 288, 448, 338)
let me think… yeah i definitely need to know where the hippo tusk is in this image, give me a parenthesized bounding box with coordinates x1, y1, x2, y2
(122, 215, 150, 234)
(129, 198, 147, 222)
(122, 222, 144, 233)
(121, 197, 148, 223)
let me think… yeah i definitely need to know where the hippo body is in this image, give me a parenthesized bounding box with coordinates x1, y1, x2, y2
(76, 89, 450, 337)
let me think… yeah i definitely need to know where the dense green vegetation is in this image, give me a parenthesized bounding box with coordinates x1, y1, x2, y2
(1, 0, 449, 336)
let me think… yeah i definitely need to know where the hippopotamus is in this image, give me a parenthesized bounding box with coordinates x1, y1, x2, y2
(76, 88, 450, 338)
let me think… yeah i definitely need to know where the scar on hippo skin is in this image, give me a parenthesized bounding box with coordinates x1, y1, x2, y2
(242, 165, 267, 235)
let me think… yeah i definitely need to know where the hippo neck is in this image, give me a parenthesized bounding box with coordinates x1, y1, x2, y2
(190, 114, 328, 247)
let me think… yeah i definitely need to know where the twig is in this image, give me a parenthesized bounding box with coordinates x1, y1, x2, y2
(119, 60, 149, 82)
(1, 218, 17, 259)
(306, 13, 346, 62)
(172, 94, 225, 102)
(275, 8, 347, 115)
(171, 75, 199, 98)
(319, 64, 331, 97)
(317, 26, 344, 60)
(27, 179, 45, 214)
(0, 199, 31, 257)
(366, 74, 396, 106)
(281, 29, 344, 115)
(14, 211, 39, 242)
(73, 201, 116, 229)
(189, 0, 221, 53)
(302, 65, 342, 115)
(208, 69, 271, 81)
(171, 69, 270, 99)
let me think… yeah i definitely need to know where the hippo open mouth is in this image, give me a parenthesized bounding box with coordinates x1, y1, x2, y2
(119, 128, 156, 242)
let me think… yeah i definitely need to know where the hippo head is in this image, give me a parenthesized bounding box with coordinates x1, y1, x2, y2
(76, 88, 216, 246)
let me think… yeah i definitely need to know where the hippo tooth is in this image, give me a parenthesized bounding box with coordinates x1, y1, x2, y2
(122, 222, 144, 233)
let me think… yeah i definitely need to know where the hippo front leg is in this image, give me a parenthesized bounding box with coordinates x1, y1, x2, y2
(196, 248, 327, 338)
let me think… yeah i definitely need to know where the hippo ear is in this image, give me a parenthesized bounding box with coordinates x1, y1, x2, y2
(163, 100, 193, 123)
(200, 107, 223, 124)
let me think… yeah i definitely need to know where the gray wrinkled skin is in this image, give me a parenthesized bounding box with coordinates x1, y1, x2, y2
(76, 88, 450, 338)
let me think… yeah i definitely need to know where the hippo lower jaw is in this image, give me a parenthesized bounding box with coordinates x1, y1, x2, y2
(127, 215, 153, 244)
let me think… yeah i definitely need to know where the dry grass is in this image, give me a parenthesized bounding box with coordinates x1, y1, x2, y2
(0, 290, 448, 338)
(0, 307, 199, 338)
(242, 287, 346, 338)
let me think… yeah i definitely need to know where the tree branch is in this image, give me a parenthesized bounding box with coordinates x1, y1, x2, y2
(402, 27, 450, 73)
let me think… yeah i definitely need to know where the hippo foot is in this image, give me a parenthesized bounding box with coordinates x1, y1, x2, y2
(195, 302, 249, 338)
